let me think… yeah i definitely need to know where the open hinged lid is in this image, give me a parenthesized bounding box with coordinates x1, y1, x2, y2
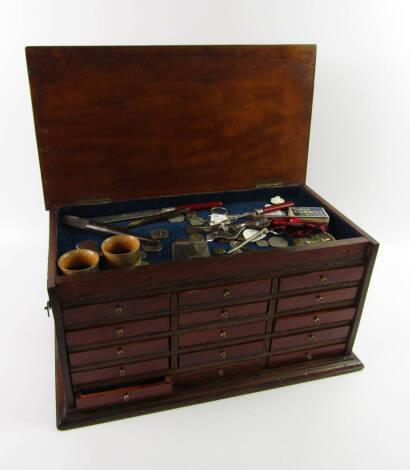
(26, 45, 316, 210)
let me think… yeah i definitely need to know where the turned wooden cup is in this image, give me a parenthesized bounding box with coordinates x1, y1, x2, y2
(58, 249, 100, 275)
(101, 234, 141, 268)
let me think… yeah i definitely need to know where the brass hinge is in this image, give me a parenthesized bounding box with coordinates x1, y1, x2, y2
(76, 195, 111, 205)
(254, 180, 283, 188)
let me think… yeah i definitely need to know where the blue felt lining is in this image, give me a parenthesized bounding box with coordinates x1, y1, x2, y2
(56, 185, 360, 271)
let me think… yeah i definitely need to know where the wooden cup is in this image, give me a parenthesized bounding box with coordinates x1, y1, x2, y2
(101, 234, 141, 268)
(58, 249, 100, 275)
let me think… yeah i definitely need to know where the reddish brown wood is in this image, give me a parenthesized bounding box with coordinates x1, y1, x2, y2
(279, 266, 365, 292)
(273, 307, 356, 332)
(276, 287, 358, 313)
(76, 376, 172, 411)
(270, 326, 350, 351)
(69, 338, 169, 368)
(66, 316, 170, 348)
(267, 343, 346, 368)
(179, 321, 266, 347)
(179, 340, 265, 368)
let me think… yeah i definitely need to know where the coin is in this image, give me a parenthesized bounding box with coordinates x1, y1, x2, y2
(168, 214, 185, 223)
(139, 250, 147, 259)
(293, 232, 335, 246)
(213, 247, 227, 255)
(186, 211, 197, 218)
(175, 237, 188, 243)
(256, 240, 269, 247)
(185, 225, 202, 235)
(188, 234, 205, 242)
(268, 236, 289, 248)
(142, 242, 163, 252)
(189, 216, 207, 226)
(150, 228, 170, 239)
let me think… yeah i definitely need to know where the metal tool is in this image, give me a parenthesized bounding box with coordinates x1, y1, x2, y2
(123, 208, 189, 228)
(91, 201, 223, 223)
(227, 228, 269, 254)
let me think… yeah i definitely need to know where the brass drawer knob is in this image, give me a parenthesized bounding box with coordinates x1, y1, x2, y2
(320, 275, 328, 283)
(316, 295, 324, 303)
(220, 331, 228, 339)
(306, 353, 313, 360)
(220, 350, 227, 359)
(115, 305, 123, 314)
(308, 334, 316, 342)
(116, 327, 124, 336)
(117, 348, 124, 357)
(221, 310, 229, 319)
(218, 369, 224, 377)
(313, 316, 321, 324)
(119, 367, 125, 376)
(123, 393, 130, 402)
(223, 290, 231, 297)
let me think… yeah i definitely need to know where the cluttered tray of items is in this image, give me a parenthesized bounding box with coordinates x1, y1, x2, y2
(26, 45, 378, 429)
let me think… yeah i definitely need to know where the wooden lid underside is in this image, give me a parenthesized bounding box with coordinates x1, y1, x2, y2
(26, 45, 316, 209)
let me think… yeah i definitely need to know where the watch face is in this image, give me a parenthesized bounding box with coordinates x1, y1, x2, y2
(293, 232, 335, 246)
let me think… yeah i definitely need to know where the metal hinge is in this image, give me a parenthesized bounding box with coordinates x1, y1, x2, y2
(254, 180, 283, 188)
(76, 195, 111, 205)
(44, 301, 52, 317)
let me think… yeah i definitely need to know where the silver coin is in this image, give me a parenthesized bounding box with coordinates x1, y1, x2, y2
(256, 240, 269, 247)
(189, 216, 207, 226)
(141, 242, 163, 252)
(150, 228, 170, 239)
(139, 250, 147, 259)
(168, 214, 185, 223)
(268, 236, 289, 248)
(186, 211, 197, 218)
(185, 225, 202, 235)
(188, 234, 205, 242)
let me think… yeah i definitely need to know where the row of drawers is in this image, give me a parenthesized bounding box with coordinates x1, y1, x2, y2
(70, 324, 350, 386)
(63, 266, 364, 327)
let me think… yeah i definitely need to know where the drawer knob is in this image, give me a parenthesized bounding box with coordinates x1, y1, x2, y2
(220, 350, 227, 359)
(221, 310, 229, 319)
(116, 327, 124, 336)
(220, 331, 228, 339)
(218, 369, 224, 377)
(117, 348, 124, 357)
(115, 305, 123, 314)
(306, 353, 313, 360)
(316, 295, 324, 303)
(119, 367, 125, 376)
(320, 275, 328, 283)
(123, 393, 130, 402)
(308, 334, 316, 342)
(223, 290, 231, 297)
(313, 316, 321, 324)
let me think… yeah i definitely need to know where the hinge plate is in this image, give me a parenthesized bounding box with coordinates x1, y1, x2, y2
(254, 180, 283, 188)
(76, 195, 111, 205)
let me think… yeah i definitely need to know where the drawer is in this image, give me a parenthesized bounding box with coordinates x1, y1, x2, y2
(179, 279, 271, 306)
(66, 316, 170, 348)
(69, 338, 169, 368)
(279, 266, 365, 292)
(179, 340, 265, 368)
(274, 308, 356, 333)
(71, 357, 169, 386)
(268, 344, 346, 368)
(276, 287, 358, 313)
(178, 301, 268, 327)
(76, 376, 172, 410)
(270, 326, 350, 351)
(178, 321, 266, 347)
(63, 294, 170, 326)
(178, 359, 263, 386)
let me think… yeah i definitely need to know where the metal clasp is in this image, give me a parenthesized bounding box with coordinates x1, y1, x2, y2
(44, 301, 52, 317)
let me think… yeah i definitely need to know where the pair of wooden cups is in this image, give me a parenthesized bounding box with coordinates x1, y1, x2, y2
(58, 234, 141, 275)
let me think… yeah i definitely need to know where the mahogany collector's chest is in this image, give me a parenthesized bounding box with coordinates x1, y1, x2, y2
(26, 45, 378, 429)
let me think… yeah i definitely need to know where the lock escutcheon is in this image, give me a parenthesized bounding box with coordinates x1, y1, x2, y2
(313, 316, 320, 324)
(320, 275, 328, 283)
(119, 367, 125, 376)
(218, 369, 224, 377)
(308, 334, 316, 342)
(316, 295, 323, 303)
(115, 305, 123, 314)
(221, 310, 229, 319)
(306, 353, 313, 360)
(220, 350, 226, 359)
(116, 327, 124, 336)
(117, 348, 124, 357)
(223, 290, 231, 297)
(123, 393, 130, 402)
(220, 331, 228, 339)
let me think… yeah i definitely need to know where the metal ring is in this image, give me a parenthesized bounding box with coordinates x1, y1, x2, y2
(211, 206, 228, 215)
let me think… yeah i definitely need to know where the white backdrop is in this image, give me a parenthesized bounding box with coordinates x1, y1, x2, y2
(1, 1, 409, 469)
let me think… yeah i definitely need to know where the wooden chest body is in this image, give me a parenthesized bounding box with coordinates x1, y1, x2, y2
(26, 45, 378, 429)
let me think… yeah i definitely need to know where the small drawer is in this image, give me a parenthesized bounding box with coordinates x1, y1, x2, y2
(76, 376, 172, 411)
(274, 308, 356, 333)
(268, 344, 346, 368)
(179, 279, 271, 306)
(179, 340, 265, 368)
(178, 321, 266, 347)
(279, 266, 365, 292)
(178, 301, 268, 327)
(69, 338, 169, 368)
(66, 316, 170, 348)
(276, 287, 358, 313)
(71, 357, 169, 386)
(270, 326, 350, 351)
(63, 294, 170, 326)
(178, 359, 263, 386)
